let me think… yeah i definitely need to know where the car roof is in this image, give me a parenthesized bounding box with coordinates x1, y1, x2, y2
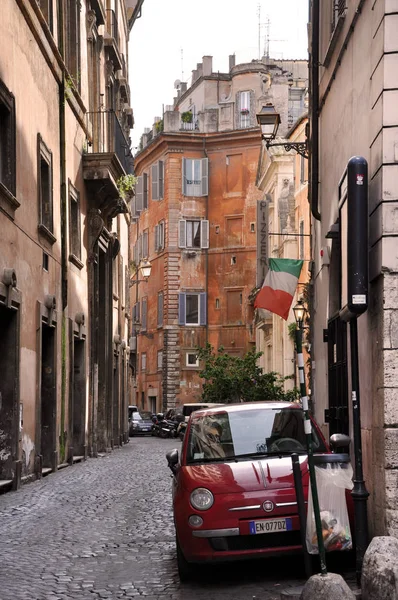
(191, 401, 301, 418)
(183, 402, 223, 407)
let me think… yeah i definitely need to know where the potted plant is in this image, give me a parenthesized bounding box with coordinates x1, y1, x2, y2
(181, 110, 193, 123)
(117, 174, 137, 200)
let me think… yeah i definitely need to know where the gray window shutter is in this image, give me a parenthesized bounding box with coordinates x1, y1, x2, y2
(136, 176, 143, 212)
(138, 235, 142, 261)
(154, 225, 159, 251)
(143, 173, 148, 209)
(133, 241, 137, 264)
(152, 163, 159, 200)
(201, 158, 208, 196)
(142, 298, 147, 330)
(143, 231, 148, 257)
(200, 220, 209, 248)
(160, 221, 165, 249)
(136, 301, 140, 323)
(182, 157, 187, 195)
(159, 160, 164, 199)
(178, 220, 186, 248)
(178, 293, 186, 325)
(157, 292, 163, 326)
(199, 293, 207, 325)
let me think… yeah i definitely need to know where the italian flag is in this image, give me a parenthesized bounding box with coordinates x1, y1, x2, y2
(254, 258, 303, 321)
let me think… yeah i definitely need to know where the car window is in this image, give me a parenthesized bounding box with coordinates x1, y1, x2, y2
(140, 411, 152, 420)
(186, 407, 326, 463)
(183, 405, 208, 417)
(133, 413, 142, 421)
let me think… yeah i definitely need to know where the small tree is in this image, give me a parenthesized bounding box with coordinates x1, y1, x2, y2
(196, 343, 299, 404)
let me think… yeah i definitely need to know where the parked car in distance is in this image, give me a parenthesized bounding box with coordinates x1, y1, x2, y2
(129, 411, 153, 436)
(166, 401, 351, 581)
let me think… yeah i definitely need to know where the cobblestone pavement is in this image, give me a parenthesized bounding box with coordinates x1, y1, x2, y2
(0, 437, 354, 600)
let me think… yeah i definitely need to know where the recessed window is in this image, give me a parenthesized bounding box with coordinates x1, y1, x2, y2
(178, 292, 207, 326)
(231, 256, 237, 265)
(157, 350, 163, 371)
(215, 298, 220, 309)
(157, 291, 164, 327)
(186, 352, 199, 368)
(179, 219, 209, 249)
(43, 252, 49, 271)
(0, 79, 16, 206)
(182, 158, 208, 197)
(215, 225, 220, 234)
(238, 91, 251, 128)
(250, 222, 255, 233)
(38, 134, 54, 242)
(155, 221, 165, 251)
(66, 0, 81, 92)
(141, 353, 147, 372)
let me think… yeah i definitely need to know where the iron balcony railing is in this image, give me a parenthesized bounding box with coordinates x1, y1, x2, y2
(331, 0, 346, 32)
(106, 9, 120, 47)
(86, 110, 133, 174)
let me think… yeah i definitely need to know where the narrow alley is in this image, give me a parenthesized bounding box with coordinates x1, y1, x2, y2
(0, 437, 344, 600)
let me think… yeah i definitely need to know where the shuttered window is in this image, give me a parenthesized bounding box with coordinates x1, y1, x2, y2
(182, 158, 208, 196)
(178, 220, 209, 249)
(143, 173, 148, 209)
(155, 221, 165, 251)
(132, 302, 141, 325)
(142, 229, 149, 258)
(239, 91, 251, 128)
(178, 292, 207, 326)
(151, 160, 164, 200)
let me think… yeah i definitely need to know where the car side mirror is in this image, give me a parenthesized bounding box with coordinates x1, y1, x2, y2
(329, 433, 351, 450)
(166, 448, 179, 473)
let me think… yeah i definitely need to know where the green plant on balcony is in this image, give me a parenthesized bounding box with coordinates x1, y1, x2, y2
(181, 110, 193, 123)
(155, 119, 163, 134)
(117, 174, 137, 200)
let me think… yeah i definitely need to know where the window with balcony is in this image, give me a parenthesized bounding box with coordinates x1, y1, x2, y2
(182, 158, 208, 196)
(38, 134, 54, 242)
(178, 293, 207, 326)
(238, 91, 251, 128)
(178, 220, 209, 249)
(68, 180, 82, 268)
(0, 79, 16, 213)
(151, 160, 164, 200)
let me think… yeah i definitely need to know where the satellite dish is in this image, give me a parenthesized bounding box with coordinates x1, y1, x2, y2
(174, 79, 181, 89)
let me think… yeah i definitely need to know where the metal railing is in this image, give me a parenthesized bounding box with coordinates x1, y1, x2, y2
(180, 116, 199, 131)
(331, 0, 346, 31)
(86, 110, 133, 174)
(106, 9, 120, 47)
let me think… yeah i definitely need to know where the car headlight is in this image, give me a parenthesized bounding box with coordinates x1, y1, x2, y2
(132, 423, 139, 428)
(190, 488, 214, 511)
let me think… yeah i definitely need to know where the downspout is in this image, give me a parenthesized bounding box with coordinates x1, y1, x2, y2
(58, 1, 68, 462)
(309, 0, 321, 221)
(203, 137, 209, 345)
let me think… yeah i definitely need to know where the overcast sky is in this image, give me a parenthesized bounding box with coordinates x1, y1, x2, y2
(128, 0, 309, 149)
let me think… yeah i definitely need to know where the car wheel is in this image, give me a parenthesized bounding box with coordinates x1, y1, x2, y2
(176, 536, 193, 582)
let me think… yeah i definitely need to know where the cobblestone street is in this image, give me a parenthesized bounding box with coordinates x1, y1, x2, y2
(0, 437, 353, 600)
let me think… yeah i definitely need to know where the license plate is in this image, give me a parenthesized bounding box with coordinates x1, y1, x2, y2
(249, 518, 292, 535)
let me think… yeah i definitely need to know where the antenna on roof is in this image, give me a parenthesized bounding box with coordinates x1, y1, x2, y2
(181, 48, 184, 82)
(257, 4, 261, 60)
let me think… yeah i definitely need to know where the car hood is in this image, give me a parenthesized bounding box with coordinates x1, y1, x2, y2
(182, 456, 309, 493)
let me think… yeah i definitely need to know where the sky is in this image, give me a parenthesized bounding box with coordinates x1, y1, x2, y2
(128, 0, 309, 150)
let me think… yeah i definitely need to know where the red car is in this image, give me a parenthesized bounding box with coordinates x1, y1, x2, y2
(166, 401, 351, 581)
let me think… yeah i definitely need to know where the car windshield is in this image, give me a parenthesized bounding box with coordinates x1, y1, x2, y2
(186, 406, 326, 464)
(140, 411, 152, 420)
(132, 413, 142, 421)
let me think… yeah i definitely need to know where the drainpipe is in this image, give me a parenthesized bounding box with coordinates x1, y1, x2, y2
(203, 137, 209, 345)
(58, 0, 68, 462)
(309, 0, 321, 221)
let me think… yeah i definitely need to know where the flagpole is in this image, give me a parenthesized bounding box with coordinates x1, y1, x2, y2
(295, 317, 327, 575)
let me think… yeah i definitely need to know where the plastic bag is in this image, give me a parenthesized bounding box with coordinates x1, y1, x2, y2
(306, 462, 353, 554)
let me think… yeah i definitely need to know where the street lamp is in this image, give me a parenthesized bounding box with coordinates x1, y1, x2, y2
(256, 104, 308, 159)
(292, 298, 327, 575)
(130, 258, 152, 285)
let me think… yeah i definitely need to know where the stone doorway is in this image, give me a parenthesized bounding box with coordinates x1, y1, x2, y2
(113, 349, 120, 447)
(0, 303, 19, 481)
(40, 323, 56, 469)
(72, 338, 86, 457)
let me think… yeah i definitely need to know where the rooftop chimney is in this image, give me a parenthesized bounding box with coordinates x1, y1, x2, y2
(203, 56, 213, 76)
(229, 54, 236, 71)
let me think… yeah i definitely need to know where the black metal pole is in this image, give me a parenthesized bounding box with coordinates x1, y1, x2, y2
(350, 317, 369, 583)
(291, 453, 312, 579)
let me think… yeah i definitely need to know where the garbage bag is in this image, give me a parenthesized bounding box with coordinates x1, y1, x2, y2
(306, 462, 353, 554)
